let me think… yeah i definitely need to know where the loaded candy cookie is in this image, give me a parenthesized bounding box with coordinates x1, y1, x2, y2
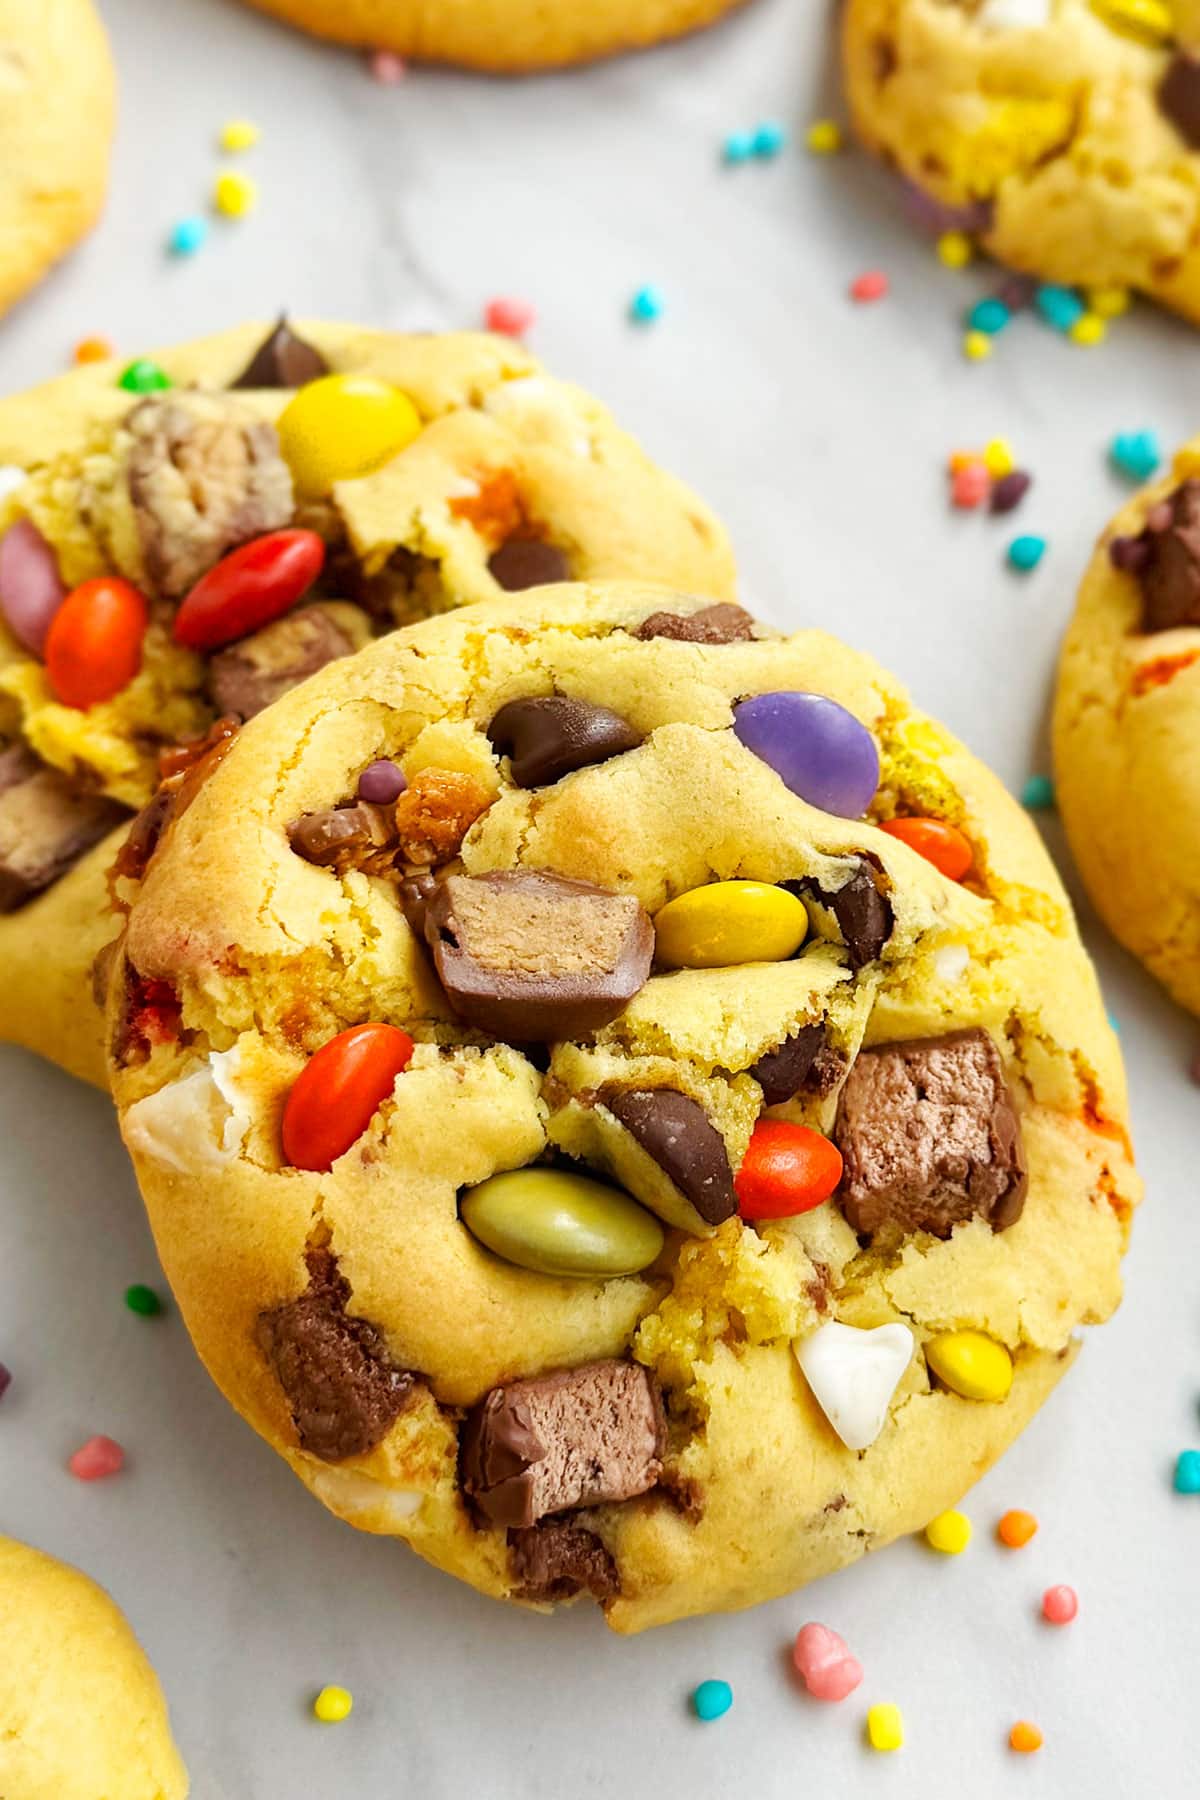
(0, 320, 733, 1086)
(842, 0, 1200, 323)
(239, 0, 752, 72)
(0, 1534, 188, 1798)
(0, 0, 114, 316)
(105, 584, 1138, 1632)
(1055, 438, 1200, 1013)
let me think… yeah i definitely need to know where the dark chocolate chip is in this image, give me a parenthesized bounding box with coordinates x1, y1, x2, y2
(989, 470, 1031, 515)
(487, 695, 641, 788)
(231, 316, 330, 389)
(1133, 481, 1200, 632)
(602, 1087, 736, 1226)
(631, 602, 756, 644)
(256, 1246, 415, 1462)
(424, 869, 653, 1041)
(1160, 52, 1200, 149)
(487, 536, 571, 591)
(788, 854, 893, 970)
(509, 1521, 620, 1603)
(750, 1023, 827, 1106)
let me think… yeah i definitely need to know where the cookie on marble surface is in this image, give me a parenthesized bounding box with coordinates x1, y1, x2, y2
(240, 0, 752, 71)
(0, 1534, 187, 1799)
(1054, 440, 1200, 1013)
(0, 319, 734, 1086)
(842, 0, 1200, 324)
(0, 0, 114, 317)
(104, 583, 1138, 1632)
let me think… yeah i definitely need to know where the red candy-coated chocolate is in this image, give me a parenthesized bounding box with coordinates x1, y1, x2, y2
(172, 529, 326, 651)
(878, 816, 973, 881)
(44, 578, 148, 708)
(735, 1120, 843, 1220)
(282, 1023, 415, 1172)
(68, 1434, 125, 1480)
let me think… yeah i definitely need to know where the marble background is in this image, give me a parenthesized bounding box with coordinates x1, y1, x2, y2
(1, 0, 1197, 1794)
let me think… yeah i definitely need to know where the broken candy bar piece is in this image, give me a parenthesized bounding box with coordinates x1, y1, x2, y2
(209, 604, 357, 720)
(602, 1087, 736, 1226)
(750, 1023, 845, 1105)
(834, 1028, 1027, 1239)
(0, 744, 126, 911)
(424, 869, 653, 1040)
(461, 1358, 665, 1529)
(1134, 480, 1200, 633)
(631, 603, 756, 643)
(288, 802, 397, 877)
(509, 1520, 620, 1603)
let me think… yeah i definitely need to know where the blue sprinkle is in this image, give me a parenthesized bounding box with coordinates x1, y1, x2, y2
(692, 1679, 733, 1721)
(168, 215, 209, 257)
(629, 285, 664, 325)
(1008, 534, 1047, 572)
(1174, 1450, 1200, 1494)
(1110, 429, 1162, 483)
(1107, 1013, 1120, 1035)
(1035, 283, 1085, 331)
(968, 297, 1011, 335)
(1021, 774, 1055, 811)
(751, 120, 788, 158)
(722, 130, 755, 164)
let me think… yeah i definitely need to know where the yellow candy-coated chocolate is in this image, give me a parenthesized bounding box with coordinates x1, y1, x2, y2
(867, 1703, 904, 1752)
(653, 880, 807, 970)
(924, 1508, 972, 1554)
(460, 1168, 664, 1278)
(925, 1329, 1013, 1402)
(313, 1685, 353, 1723)
(278, 374, 422, 499)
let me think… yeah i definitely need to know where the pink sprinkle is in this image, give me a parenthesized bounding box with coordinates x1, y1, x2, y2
(792, 1622, 864, 1701)
(850, 271, 889, 303)
(485, 297, 537, 337)
(1042, 1584, 1078, 1625)
(369, 49, 407, 83)
(68, 1434, 125, 1481)
(951, 462, 990, 509)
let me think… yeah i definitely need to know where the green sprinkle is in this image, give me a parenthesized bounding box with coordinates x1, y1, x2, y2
(118, 358, 173, 395)
(1021, 774, 1055, 811)
(124, 1283, 163, 1317)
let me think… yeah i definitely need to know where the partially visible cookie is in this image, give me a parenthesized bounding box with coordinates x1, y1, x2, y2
(842, 0, 1200, 324)
(1054, 440, 1200, 1013)
(0, 1534, 188, 1799)
(0, 0, 114, 317)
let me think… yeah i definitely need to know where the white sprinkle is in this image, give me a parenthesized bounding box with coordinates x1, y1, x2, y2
(0, 465, 27, 503)
(934, 942, 970, 984)
(794, 1320, 914, 1451)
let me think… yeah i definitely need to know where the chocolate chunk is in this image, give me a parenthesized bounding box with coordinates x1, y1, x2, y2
(631, 603, 756, 644)
(425, 870, 653, 1041)
(602, 1087, 736, 1226)
(750, 1023, 836, 1105)
(398, 871, 438, 939)
(209, 605, 356, 720)
(288, 802, 397, 876)
(0, 745, 126, 912)
(230, 317, 330, 390)
(460, 1359, 664, 1529)
(487, 696, 641, 788)
(256, 1245, 415, 1462)
(509, 1520, 619, 1603)
(1160, 52, 1200, 149)
(834, 1028, 1027, 1240)
(1109, 533, 1150, 574)
(789, 854, 893, 969)
(1133, 480, 1200, 632)
(487, 536, 571, 591)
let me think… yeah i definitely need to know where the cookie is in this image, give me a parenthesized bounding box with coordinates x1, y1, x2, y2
(240, 0, 751, 71)
(0, 320, 734, 1086)
(842, 0, 1200, 324)
(0, 0, 115, 317)
(104, 584, 1138, 1633)
(0, 1534, 187, 1798)
(1054, 440, 1200, 1013)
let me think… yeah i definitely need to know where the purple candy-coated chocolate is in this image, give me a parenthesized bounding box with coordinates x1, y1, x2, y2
(899, 178, 994, 239)
(0, 519, 66, 656)
(1109, 534, 1149, 573)
(733, 691, 880, 819)
(0, 1361, 10, 1401)
(357, 758, 407, 804)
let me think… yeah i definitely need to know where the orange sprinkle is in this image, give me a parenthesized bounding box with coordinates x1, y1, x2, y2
(1010, 1721, 1043, 1754)
(1130, 650, 1200, 696)
(73, 336, 114, 365)
(449, 468, 525, 545)
(997, 1508, 1038, 1548)
(948, 449, 980, 473)
(878, 816, 973, 881)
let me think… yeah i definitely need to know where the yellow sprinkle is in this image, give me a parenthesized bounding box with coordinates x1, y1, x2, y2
(1087, 0, 1173, 43)
(983, 438, 1015, 478)
(1087, 284, 1130, 319)
(213, 170, 258, 218)
(806, 119, 842, 154)
(1173, 446, 1200, 479)
(219, 118, 261, 152)
(963, 331, 993, 362)
(925, 1509, 972, 1554)
(937, 231, 973, 270)
(867, 1703, 905, 1752)
(926, 1329, 1013, 1402)
(313, 1685, 353, 1723)
(1069, 312, 1107, 346)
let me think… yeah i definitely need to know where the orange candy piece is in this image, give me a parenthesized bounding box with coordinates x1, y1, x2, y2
(1010, 1722, 1043, 1754)
(44, 577, 148, 708)
(281, 1022, 415, 1172)
(997, 1508, 1038, 1548)
(879, 816, 973, 881)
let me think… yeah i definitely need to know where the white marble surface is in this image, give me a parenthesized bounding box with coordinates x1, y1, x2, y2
(2, 1, 1198, 1794)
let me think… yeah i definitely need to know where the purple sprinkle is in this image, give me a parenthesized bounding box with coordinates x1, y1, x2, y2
(1109, 534, 1150, 573)
(357, 759, 407, 804)
(0, 1362, 11, 1401)
(899, 178, 993, 238)
(990, 470, 1032, 515)
(995, 274, 1037, 313)
(733, 691, 879, 820)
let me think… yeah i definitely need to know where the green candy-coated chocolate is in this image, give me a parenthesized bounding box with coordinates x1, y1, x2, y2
(460, 1168, 664, 1278)
(118, 358, 173, 395)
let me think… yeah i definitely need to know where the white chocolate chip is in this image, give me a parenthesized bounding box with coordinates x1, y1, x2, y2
(122, 1045, 252, 1172)
(309, 1466, 425, 1528)
(794, 1320, 914, 1451)
(934, 942, 970, 984)
(976, 0, 1053, 29)
(0, 465, 27, 502)
(444, 473, 480, 500)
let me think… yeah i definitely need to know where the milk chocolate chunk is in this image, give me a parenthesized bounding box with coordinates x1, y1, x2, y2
(789, 854, 893, 969)
(257, 1246, 415, 1462)
(398, 871, 438, 940)
(602, 1087, 736, 1225)
(487, 535, 571, 591)
(1160, 52, 1200, 149)
(209, 605, 356, 719)
(230, 316, 330, 390)
(425, 870, 653, 1040)
(632, 602, 756, 644)
(834, 1028, 1027, 1240)
(487, 695, 641, 788)
(750, 1023, 845, 1105)
(461, 1359, 665, 1528)
(288, 802, 397, 876)
(0, 744, 126, 912)
(1134, 480, 1200, 633)
(509, 1521, 620, 1603)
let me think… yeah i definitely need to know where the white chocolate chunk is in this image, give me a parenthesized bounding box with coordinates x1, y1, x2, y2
(122, 1045, 252, 1172)
(934, 942, 970, 984)
(309, 1466, 425, 1529)
(0, 465, 27, 502)
(794, 1320, 914, 1451)
(976, 0, 1054, 29)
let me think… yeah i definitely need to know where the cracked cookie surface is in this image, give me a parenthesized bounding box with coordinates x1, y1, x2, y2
(106, 583, 1137, 1632)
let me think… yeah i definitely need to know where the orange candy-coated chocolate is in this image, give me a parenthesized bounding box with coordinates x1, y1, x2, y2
(879, 816, 973, 881)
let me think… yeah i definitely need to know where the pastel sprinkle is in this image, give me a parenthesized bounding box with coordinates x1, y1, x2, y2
(73, 336, 113, 365)
(1010, 1721, 1044, 1754)
(924, 1509, 972, 1554)
(1042, 1584, 1078, 1625)
(213, 171, 257, 218)
(313, 1685, 354, 1723)
(867, 1702, 904, 1751)
(1070, 312, 1107, 346)
(1110, 430, 1161, 482)
(692, 1679, 733, 1721)
(369, 49, 407, 82)
(1008, 534, 1046, 572)
(1088, 284, 1130, 318)
(990, 469, 1032, 513)
(484, 296, 536, 337)
(68, 1434, 125, 1480)
(951, 463, 990, 509)
(997, 1508, 1038, 1547)
(850, 270, 888, 303)
(751, 120, 788, 158)
(1021, 774, 1055, 809)
(118, 359, 172, 395)
(1174, 1449, 1200, 1493)
(124, 1284, 162, 1317)
(983, 437, 1015, 477)
(792, 1622, 864, 1701)
(937, 231, 973, 268)
(629, 285, 664, 324)
(219, 119, 260, 152)
(168, 216, 209, 257)
(1035, 283, 1085, 331)
(0, 1361, 10, 1400)
(723, 130, 755, 163)
(963, 330, 993, 361)
(806, 119, 842, 154)
(968, 297, 1011, 335)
